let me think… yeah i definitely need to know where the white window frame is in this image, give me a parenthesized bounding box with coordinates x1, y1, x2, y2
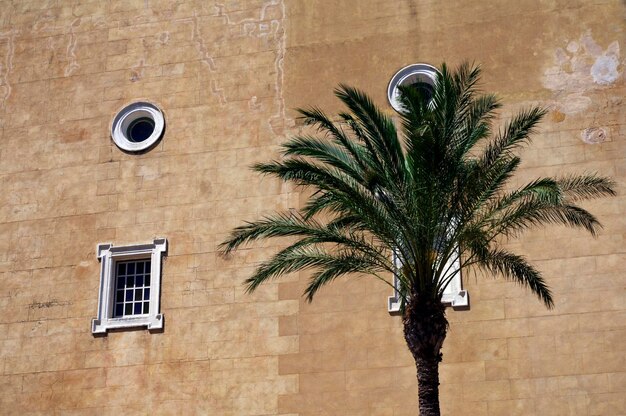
(387, 63, 439, 112)
(92, 238, 167, 334)
(110, 101, 165, 153)
(387, 249, 468, 313)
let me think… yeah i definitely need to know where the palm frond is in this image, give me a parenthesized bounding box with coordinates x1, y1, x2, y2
(455, 93, 501, 157)
(280, 135, 364, 183)
(297, 106, 370, 172)
(558, 174, 616, 201)
(492, 200, 603, 238)
(244, 245, 390, 299)
(469, 245, 553, 308)
(480, 107, 547, 168)
(302, 250, 388, 301)
(335, 84, 405, 182)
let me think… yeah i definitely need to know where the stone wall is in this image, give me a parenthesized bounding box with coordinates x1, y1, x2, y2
(0, 0, 624, 415)
(278, 1, 626, 415)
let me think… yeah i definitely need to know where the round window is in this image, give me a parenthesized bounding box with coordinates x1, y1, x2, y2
(111, 102, 165, 152)
(387, 63, 439, 112)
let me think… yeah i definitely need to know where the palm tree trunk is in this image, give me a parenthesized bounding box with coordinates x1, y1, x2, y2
(415, 356, 441, 416)
(403, 294, 448, 416)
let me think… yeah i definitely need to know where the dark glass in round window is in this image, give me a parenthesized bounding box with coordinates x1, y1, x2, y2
(127, 117, 155, 143)
(409, 81, 435, 104)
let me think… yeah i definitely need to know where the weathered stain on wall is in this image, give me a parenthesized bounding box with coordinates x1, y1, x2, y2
(0, 29, 16, 108)
(581, 126, 608, 144)
(543, 30, 622, 115)
(64, 18, 80, 77)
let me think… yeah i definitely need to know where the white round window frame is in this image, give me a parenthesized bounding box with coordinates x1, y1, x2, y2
(387, 63, 440, 112)
(111, 102, 165, 152)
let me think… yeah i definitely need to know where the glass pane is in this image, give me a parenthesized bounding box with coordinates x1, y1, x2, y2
(127, 118, 155, 143)
(108, 256, 159, 323)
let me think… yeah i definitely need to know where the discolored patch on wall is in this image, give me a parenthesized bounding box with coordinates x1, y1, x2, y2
(64, 18, 81, 77)
(580, 126, 608, 144)
(0, 29, 17, 108)
(550, 109, 566, 123)
(543, 30, 622, 115)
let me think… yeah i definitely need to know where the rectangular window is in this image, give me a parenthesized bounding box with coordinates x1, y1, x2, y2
(387, 248, 468, 313)
(92, 238, 167, 335)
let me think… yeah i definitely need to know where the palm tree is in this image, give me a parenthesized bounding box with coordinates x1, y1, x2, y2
(220, 63, 615, 415)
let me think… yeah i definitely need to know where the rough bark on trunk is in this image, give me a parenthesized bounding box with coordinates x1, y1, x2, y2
(415, 355, 441, 416)
(403, 294, 448, 416)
